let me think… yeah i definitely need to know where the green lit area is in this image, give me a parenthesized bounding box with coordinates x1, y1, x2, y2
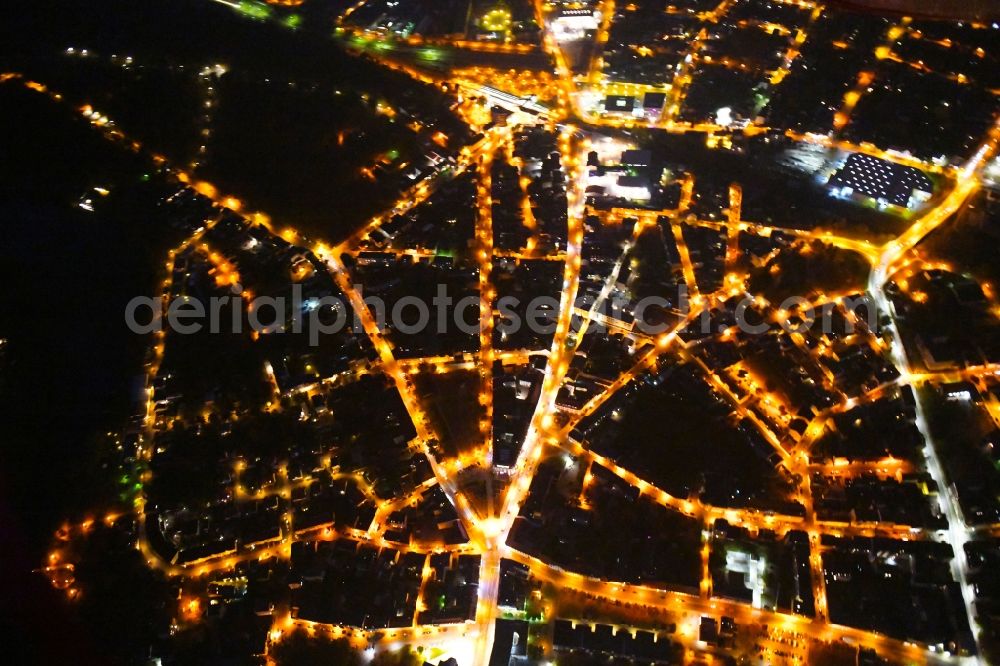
(236, 0, 272, 21)
(417, 47, 443, 62)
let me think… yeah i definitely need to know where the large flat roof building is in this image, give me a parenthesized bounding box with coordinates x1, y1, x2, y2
(828, 153, 933, 209)
(604, 95, 636, 114)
